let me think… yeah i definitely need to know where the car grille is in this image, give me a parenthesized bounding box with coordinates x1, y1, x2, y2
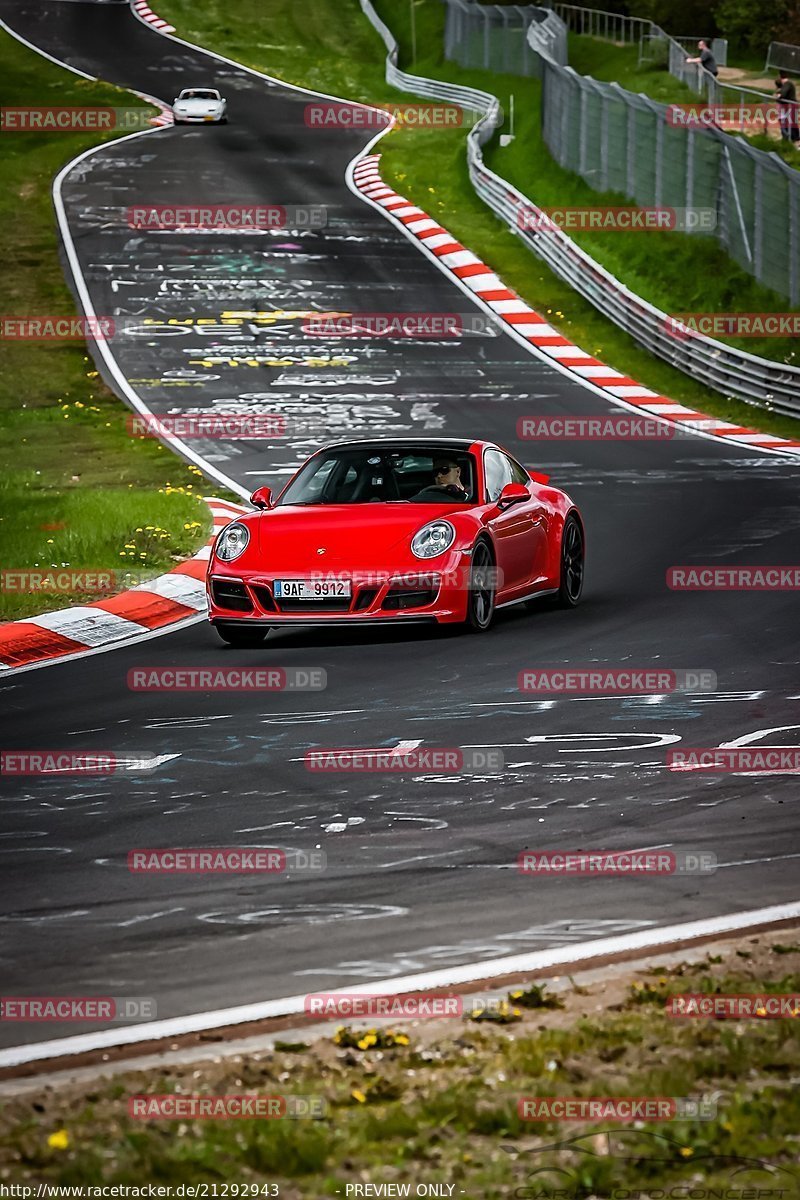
(382, 585, 438, 611)
(210, 579, 252, 613)
(251, 585, 277, 613)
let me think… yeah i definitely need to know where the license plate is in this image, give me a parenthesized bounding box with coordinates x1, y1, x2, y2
(274, 579, 351, 599)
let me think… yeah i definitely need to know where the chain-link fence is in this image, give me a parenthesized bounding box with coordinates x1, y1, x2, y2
(443, 0, 566, 73)
(359, 0, 800, 411)
(539, 57, 800, 302)
(440, 0, 800, 302)
(766, 41, 800, 73)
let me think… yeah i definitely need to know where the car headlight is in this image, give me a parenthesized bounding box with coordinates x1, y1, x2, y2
(215, 522, 250, 561)
(411, 520, 455, 559)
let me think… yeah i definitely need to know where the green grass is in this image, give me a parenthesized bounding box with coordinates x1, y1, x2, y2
(568, 32, 800, 175)
(0, 30, 238, 621)
(2, 944, 798, 1194)
(154, 0, 800, 439)
(566, 32, 695, 101)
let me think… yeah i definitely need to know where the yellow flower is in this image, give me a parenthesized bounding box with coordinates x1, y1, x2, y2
(47, 1129, 70, 1150)
(394, 1034, 410, 1045)
(679, 1147, 694, 1158)
(351, 1089, 367, 1104)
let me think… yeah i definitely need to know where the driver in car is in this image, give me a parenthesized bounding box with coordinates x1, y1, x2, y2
(410, 458, 470, 502)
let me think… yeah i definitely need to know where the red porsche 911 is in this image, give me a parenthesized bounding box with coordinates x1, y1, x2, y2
(207, 438, 584, 646)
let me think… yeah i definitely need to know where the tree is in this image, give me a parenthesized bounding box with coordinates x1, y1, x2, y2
(712, 0, 791, 56)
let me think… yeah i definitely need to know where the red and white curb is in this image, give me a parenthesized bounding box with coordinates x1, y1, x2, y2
(131, 0, 174, 34)
(0, 498, 246, 674)
(352, 154, 800, 456)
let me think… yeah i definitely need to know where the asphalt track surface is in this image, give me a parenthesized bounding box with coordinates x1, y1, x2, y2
(1, 0, 799, 1052)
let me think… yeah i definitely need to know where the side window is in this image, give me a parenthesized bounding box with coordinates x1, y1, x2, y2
(484, 450, 513, 502)
(507, 456, 530, 485)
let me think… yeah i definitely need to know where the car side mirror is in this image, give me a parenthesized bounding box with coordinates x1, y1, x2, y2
(250, 485, 273, 510)
(529, 470, 551, 485)
(496, 482, 529, 509)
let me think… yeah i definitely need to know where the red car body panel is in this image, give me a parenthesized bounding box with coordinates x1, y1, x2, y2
(206, 439, 582, 628)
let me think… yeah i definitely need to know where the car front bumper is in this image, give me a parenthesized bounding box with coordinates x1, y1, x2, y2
(206, 562, 470, 626)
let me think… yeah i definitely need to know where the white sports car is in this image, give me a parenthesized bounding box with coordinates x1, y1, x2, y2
(172, 88, 227, 124)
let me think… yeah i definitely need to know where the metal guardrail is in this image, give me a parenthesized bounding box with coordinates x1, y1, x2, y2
(359, 0, 800, 415)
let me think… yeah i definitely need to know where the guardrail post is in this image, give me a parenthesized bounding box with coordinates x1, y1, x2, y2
(579, 79, 588, 174)
(653, 102, 663, 208)
(600, 89, 609, 190)
(791, 180, 799, 306)
(753, 158, 763, 283)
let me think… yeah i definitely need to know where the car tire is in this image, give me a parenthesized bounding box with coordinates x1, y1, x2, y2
(215, 623, 268, 647)
(555, 513, 585, 608)
(464, 539, 496, 632)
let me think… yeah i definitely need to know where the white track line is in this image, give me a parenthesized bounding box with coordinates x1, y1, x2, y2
(1, 901, 798, 1068)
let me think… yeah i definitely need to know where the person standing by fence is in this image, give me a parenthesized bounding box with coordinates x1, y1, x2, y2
(775, 71, 800, 145)
(686, 39, 718, 77)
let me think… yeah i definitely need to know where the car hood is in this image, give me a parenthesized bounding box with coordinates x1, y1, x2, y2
(246, 504, 473, 570)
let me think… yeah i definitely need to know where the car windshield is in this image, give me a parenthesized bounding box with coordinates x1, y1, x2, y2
(179, 90, 219, 100)
(278, 446, 477, 506)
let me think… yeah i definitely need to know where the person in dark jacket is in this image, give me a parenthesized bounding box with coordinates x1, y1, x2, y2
(686, 40, 718, 77)
(775, 71, 800, 144)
